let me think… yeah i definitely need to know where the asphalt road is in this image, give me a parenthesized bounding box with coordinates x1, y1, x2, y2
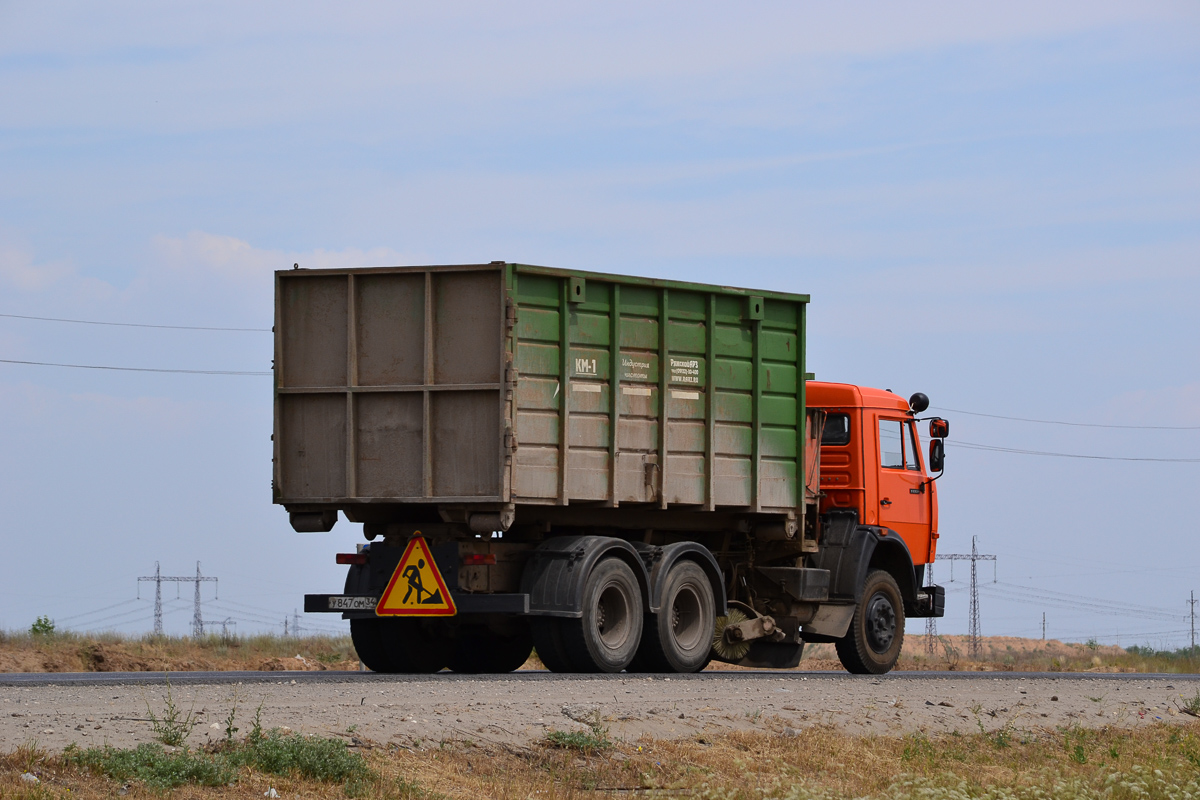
(3, 669, 1198, 751)
(1, 669, 1199, 687)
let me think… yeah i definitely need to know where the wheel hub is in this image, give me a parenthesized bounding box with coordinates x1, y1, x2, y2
(864, 593, 896, 653)
(595, 584, 630, 648)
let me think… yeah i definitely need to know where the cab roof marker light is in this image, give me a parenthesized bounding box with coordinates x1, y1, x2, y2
(336, 553, 367, 565)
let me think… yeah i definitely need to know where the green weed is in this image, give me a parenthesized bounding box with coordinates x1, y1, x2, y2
(144, 675, 197, 747)
(544, 722, 613, 754)
(65, 743, 233, 789)
(231, 728, 368, 782)
(249, 699, 266, 743)
(221, 690, 240, 744)
(64, 729, 369, 790)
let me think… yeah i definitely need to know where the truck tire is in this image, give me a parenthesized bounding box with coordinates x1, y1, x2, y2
(349, 618, 391, 672)
(450, 621, 534, 674)
(835, 569, 905, 675)
(379, 619, 451, 673)
(560, 557, 644, 673)
(529, 618, 576, 672)
(630, 561, 715, 673)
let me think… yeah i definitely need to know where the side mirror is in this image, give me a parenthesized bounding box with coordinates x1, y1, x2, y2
(929, 418, 949, 439)
(909, 392, 930, 413)
(929, 439, 945, 473)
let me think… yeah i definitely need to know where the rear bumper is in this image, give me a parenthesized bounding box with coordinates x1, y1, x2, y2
(908, 584, 945, 618)
(304, 592, 530, 618)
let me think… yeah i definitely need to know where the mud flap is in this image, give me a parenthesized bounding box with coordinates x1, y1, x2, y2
(729, 640, 804, 669)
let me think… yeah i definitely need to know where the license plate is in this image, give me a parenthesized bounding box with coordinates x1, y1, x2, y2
(328, 596, 378, 611)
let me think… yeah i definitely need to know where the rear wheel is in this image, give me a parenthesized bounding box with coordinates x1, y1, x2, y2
(560, 557, 644, 672)
(630, 561, 715, 673)
(379, 619, 451, 673)
(835, 569, 905, 675)
(449, 619, 534, 674)
(530, 618, 576, 672)
(349, 618, 391, 672)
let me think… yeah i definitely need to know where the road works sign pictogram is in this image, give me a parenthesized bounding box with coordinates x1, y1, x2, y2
(376, 536, 457, 617)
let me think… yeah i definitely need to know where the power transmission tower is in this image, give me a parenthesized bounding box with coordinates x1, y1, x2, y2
(939, 537, 997, 659)
(146, 561, 163, 635)
(292, 608, 302, 639)
(1042, 612, 1046, 641)
(1190, 591, 1196, 653)
(924, 562, 938, 657)
(137, 562, 218, 637)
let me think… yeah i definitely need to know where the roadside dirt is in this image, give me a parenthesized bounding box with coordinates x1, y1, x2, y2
(0, 634, 1138, 675)
(0, 637, 359, 674)
(2, 673, 1196, 753)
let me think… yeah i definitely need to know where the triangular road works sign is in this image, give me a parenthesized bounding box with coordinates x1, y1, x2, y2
(376, 536, 457, 617)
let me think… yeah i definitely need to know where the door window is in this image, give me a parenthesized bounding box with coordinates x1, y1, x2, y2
(905, 421, 922, 472)
(879, 420, 904, 469)
(880, 419, 923, 471)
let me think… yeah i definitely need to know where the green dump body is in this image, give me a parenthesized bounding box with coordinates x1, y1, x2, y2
(274, 263, 812, 532)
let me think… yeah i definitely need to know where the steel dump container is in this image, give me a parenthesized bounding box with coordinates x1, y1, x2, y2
(274, 263, 812, 532)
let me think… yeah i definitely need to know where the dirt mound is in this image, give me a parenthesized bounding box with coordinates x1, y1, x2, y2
(78, 642, 217, 672)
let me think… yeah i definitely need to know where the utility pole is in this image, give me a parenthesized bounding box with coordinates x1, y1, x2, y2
(924, 562, 938, 657)
(1042, 612, 1046, 641)
(137, 562, 218, 637)
(939, 537, 997, 659)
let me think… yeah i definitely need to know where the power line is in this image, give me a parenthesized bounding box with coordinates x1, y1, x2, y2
(54, 598, 143, 623)
(932, 406, 1200, 431)
(950, 440, 1200, 463)
(71, 608, 154, 629)
(981, 584, 1184, 623)
(0, 312, 270, 333)
(990, 580, 1182, 616)
(1, 358, 270, 376)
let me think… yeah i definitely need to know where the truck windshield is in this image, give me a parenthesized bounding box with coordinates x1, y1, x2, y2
(822, 413, 851, 446)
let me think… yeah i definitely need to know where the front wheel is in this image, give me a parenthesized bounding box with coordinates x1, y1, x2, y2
(835, 569, 905, 675)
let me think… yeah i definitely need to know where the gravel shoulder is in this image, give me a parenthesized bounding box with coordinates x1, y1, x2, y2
(2, 672, 1198, 752)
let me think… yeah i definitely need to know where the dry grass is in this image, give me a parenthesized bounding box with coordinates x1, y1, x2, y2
(3, 720, 1199, 799)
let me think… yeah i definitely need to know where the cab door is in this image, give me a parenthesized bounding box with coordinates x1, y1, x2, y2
(875, 417, 931, 562)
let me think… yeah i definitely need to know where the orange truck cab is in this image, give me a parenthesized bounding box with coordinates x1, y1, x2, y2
(806, 381, 947, 644)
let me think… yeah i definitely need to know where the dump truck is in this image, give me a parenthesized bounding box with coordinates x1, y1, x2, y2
(278, 262, 947, 674)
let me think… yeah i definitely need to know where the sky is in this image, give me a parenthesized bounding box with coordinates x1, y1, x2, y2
(1, 1, 1198, 647)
